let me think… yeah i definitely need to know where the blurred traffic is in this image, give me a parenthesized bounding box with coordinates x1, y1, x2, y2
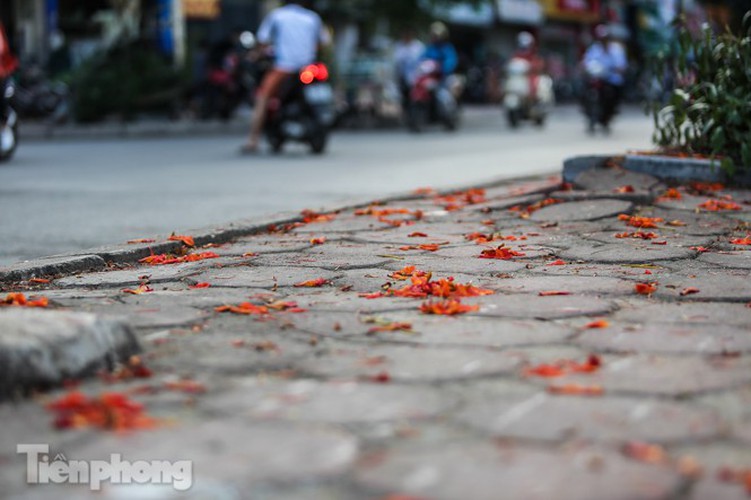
(0, 0, 744, 162)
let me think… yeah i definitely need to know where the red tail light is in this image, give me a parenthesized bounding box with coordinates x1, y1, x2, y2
(300, 63, 329, 84)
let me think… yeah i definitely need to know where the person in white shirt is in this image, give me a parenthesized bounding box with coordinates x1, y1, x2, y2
(242, 0, 329, 153)
(393, 28, 425, 103)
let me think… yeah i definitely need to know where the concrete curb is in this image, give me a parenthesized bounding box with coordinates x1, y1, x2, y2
(0, 173, 562, 285)
(564, 153, 751, 187)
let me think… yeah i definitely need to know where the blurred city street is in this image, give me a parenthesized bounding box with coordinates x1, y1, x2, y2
(0, 104, 652, 265)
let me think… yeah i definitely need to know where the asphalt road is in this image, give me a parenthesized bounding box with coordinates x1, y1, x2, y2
(0, 104, 654, 266)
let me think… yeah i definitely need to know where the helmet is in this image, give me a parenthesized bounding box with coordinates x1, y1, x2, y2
(430, 22, 449, 40)
(594, 24, 610, 39)
(517, 31, 535, 49)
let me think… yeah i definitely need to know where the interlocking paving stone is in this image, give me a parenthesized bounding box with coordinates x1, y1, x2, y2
(489, 275, 635, 295)
(456, 393, 722, 443)
(202, 378, 456, 423)
(3, 168, 751, 499)
(530, 199, 634, 222)
(699, 250, 751, 269)
(546, 355, 751, 396)
(356, 441, 680, 500)
(297, 311, 574, 347)
(298, 343, 520, 382)
(612, 299, 751, 325)
(188, 265, 342, 289)
(575, 322, 751, 354)
(474, 294, 617, 319)
(559, 242, 697, 263)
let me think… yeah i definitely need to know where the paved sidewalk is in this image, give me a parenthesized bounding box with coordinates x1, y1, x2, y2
(1, 163, 751, 499)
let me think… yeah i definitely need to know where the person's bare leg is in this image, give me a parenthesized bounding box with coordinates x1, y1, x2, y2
(244, 93, 269, 151)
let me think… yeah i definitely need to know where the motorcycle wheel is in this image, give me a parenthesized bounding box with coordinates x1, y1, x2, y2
(406, 103, 428, 133)
(506, 109, 520, 128)
(0, 110, 18, 163)
(309, 128, 328, 155)
(268, 133, 285, 154)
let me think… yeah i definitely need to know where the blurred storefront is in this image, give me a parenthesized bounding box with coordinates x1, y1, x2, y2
(1, 0, 261, 72)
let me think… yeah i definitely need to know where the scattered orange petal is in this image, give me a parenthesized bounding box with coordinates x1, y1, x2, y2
(622, 441, 667, 464)
(546, 384, 604, 396)
(618, 214, 663, 228)
(189, 282, 211, 289)
(215, 302, 269, 315)
(698, 199, 741, 211)
(121, 284, 154, 295)
(1, 293, 49, 308)
(613, 185, 635, 193)
(367, 322, 413, 334)
(309, 237, 327, 245)
(294, 278, 330, 288)
(585, 319, 610, 329)
(690, 246, 709, 253)
(657, 188, 682, 201)
(479, 245, 526, 260)
(28, 278, 51, 284)
(538, 290, 571, 296)
(168, 234, 195, 247)
(46, 391, 157, 431)
(547, 259, 566, 266)
(634, 282, 658, 295)
(615, 231, 659, 240)
(301, 209, 337, 223)
(420, 299, 479, 316)
(139, 252, 219, 266)
(680, 287, 700, 296)
(730, 236, 751, 245)
(408, 232, 428, 238)
(127, 238, 157, 244)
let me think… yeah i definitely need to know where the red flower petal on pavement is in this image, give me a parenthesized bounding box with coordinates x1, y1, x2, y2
(698, 199, 742, 211)
(46, 391, 157, 431)
(29, 278, 51, 284)
(538, 290, 571, 296)
(479, 245, 526, 260)
(634, 282, 658, 295)
(690, 246, 710, 253)
(730, 236, 751, 245)
(294, 278, 330, 288)
(585, 319, 610, 329)
(420, 299, 479, 316)
(546, 384, 604, 396)
(127, 238, 156, 244)
(1, 293, 49, 308)
(168, 234, 195, 247)
(309, 237, 327, 245)
(622, 442, 667, 464)
(408, 232, 428, 238)
(189, 282, 211, 289)
(215, 302, 269, 315)
(680, 287, 700, 296)
(547, 259, 566, 266)
(613, 185, 635, 193)
(122, 284, 154, 295)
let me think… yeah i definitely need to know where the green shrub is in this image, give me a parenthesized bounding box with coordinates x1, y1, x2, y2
(71, 41, 184, 123)
(650, 12, 751, 174)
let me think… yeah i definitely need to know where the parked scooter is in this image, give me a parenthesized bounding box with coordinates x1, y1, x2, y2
(12, 63, 69, 123)
(0, 78, 18, 162)
(263, 62, 336, 154)
(404, 59, 461, 133)
(502, 56, 554, 128)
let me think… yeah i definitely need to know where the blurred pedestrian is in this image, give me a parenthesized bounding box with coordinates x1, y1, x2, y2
(241, 0, 330, 154)
(393, 28, 424, 103)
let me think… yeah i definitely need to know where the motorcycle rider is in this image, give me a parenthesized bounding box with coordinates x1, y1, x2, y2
(511, 31, 544, 99)
(582, 24, 627, 131)
(241, 0, 330, 154)
(422, 22, 458, 81)
(0, 21, 18, 128)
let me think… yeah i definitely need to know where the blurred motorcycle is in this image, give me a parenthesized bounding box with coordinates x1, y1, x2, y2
(502, 56, 554, 128)
(12, 63, 69, 122)
(405, 59, 461, 133)
(264, 62, 336, 154)
(0, 78, 18, 162)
